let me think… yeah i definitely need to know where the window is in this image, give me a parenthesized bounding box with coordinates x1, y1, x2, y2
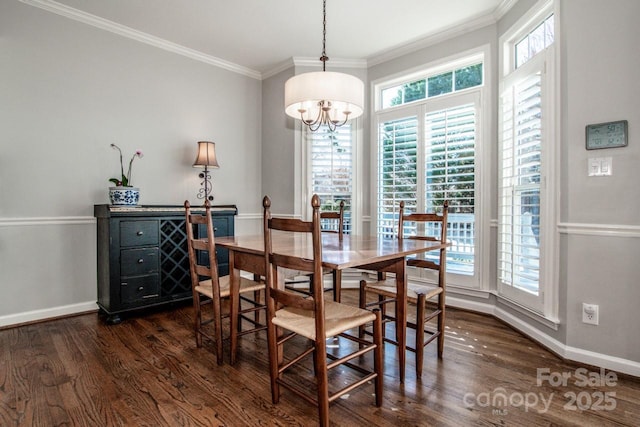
(515, 14, 554, 68)
(375, 52, 487, 288)
(380, 63, 483, 109)
(308, 124, 354, 233)
(498, 2, 557, 317)
(499, 71, 542, 299)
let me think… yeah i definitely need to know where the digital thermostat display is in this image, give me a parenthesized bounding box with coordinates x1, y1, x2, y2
(586, 120, 628, 150)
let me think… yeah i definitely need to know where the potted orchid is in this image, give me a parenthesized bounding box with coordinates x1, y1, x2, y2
(108, 143, 144, 206)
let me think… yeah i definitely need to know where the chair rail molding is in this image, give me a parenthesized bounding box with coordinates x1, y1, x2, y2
(558, 222, 640, 238)
(0, 216, 96, 227)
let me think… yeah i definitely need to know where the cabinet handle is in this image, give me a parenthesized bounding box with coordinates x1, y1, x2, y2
(138, 286, 144, 291)
(137, 231, 144, 236)
(214, 227, 218, 232)
(121, 282, 128, 286)
(137, 258, 144, 264)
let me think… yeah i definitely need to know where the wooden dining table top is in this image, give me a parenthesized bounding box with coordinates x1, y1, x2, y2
(215, 232, 447, 270)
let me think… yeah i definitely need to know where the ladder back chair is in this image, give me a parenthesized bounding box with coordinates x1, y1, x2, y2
(263, 195, 382, 427)
(359, 200, 448, 377)
(284, 200, 345, 302)
(184, 200, 266, 365)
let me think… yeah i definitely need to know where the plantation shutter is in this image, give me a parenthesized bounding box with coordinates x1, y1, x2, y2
(425, 104, 476, 276)
(309, 125, 353, 233)
(499, 71, 542, 296)
(377, 117, 418, 238)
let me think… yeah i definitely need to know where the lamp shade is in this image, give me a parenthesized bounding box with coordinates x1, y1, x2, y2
(192, 141, 219, 168)
(284, 71, 364, 124)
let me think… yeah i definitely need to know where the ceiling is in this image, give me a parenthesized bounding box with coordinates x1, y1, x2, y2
(44, 0, 509, 77)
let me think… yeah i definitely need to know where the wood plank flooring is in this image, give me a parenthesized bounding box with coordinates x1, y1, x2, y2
(1, 291, 639, 426)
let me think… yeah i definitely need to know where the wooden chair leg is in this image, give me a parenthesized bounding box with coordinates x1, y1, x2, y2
(378, 294, 387, 341)
(212, 294, 224, 365)
(193, 292, 202, 348)
(314, 337, 330, 427)
(438, 294, 445, 358)
(358, 280, 367, 339)
(416, 293, 426, 378)
(266, 319, 280, 404)
(373, 309, 383, 407)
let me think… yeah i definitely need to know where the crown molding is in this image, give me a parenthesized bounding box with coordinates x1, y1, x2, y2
(493, 0, 520, 20)
(261, 58, 295, 80)
(367, 13, 497, 68)
(22, 0, 520, 80)
(19, 0, 262, 80)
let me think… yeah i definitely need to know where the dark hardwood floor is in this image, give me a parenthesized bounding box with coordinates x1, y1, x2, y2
(1, 290, 639, 426)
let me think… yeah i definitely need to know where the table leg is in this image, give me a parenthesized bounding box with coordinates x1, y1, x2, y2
(229, 250, 240, 365)
(393, 257, 407, 383)
(332, 269, 342, 302)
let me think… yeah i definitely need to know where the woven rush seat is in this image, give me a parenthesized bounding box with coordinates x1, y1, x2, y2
(195, 275, 265, 299)
(272, 299, 376, 340)
(361, 281, 443, 304)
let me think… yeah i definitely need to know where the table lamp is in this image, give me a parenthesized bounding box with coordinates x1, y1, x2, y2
(192, 140, 219, 202)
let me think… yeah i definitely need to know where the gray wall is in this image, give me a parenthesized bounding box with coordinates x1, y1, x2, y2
(261, 67, 295, 215)
(0, 1, 262, 324)
(560, 0, 640, 364)
(2, 0, 638, 373)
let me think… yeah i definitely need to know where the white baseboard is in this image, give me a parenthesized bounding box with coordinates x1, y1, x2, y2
(445, 295, 640, 377)
(562, 346, 640, 378)
(0, 301, 97, 328)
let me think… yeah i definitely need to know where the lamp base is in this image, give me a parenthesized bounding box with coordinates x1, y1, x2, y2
(197, 170, 214, 202)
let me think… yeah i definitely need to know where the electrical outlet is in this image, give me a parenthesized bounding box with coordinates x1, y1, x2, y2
(582, 303, 599, 325)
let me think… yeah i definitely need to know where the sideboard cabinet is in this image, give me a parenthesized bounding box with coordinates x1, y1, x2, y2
(94, 204, 237, 324)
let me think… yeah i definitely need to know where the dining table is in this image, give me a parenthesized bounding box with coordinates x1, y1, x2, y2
(215, 232, 448, 383)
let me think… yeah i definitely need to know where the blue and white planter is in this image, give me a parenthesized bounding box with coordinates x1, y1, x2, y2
(109, 187, 140, 206)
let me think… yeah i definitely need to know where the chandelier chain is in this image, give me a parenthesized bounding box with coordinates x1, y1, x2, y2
(320, 0, 328, 71)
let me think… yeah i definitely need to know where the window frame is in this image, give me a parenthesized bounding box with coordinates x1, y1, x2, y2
(371, 47, 491, 291)
(498, 0, 559, 324)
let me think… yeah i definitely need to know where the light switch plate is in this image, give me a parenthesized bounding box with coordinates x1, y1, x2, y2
(588, 157, 612, 176)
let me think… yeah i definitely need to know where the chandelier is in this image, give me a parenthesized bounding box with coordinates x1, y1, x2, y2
(284, 0, 364, 132)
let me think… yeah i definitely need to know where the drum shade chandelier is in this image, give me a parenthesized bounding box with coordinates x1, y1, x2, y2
(284, 0, 364, 132)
